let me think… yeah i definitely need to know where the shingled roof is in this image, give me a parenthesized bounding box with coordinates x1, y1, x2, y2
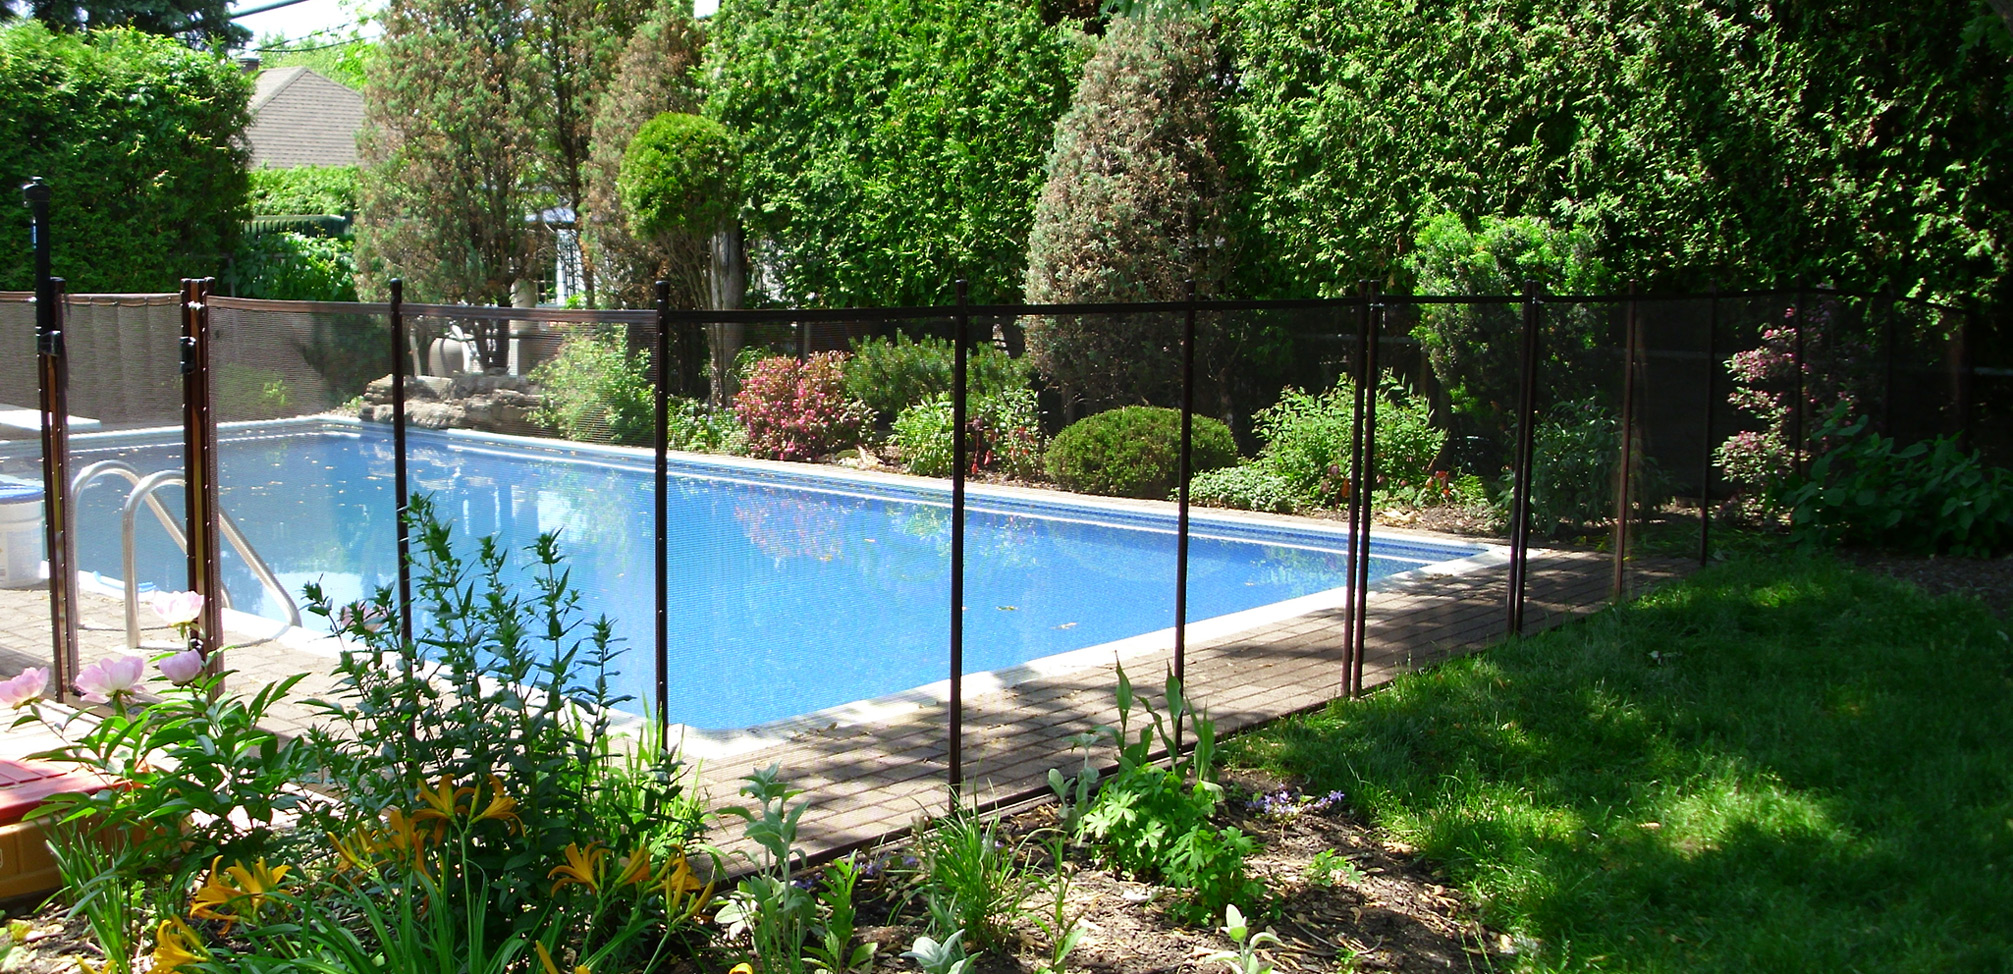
(245, 66, 365, 169)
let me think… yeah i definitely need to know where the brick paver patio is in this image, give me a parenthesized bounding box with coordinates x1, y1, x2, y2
(0, 542, 1687, 861)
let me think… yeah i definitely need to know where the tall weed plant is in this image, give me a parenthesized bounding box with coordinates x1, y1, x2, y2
(1250, 371, 1445, 508)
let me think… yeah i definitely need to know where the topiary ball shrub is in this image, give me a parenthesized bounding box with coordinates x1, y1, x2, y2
(1046, 406, 1237, 499)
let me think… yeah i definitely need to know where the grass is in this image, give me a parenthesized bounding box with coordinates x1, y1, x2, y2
(1224, 554, 2013, 973)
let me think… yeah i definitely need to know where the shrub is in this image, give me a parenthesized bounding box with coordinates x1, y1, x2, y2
(225, 230, 359, 301)
(530, 332, 657, 446)
(1405, 214, 1612, 430)
(1781, 407, 2013, 556)
(704, 0, 1086, 305)
(1188, 464, 1298, 514)
(248, 165, 360, 216)
(1503, 398, 1669, 537)
(0, 22, 250, 292)
(1250, 373, 1446, 508)
(733, 352, 872, 461)
(843, 333, 1032, 424)
(1022, 13, 1243, 408)
(1713, 299, 1875, 519)
(618, 112, 739, 241)
(892, 389, 1045, 480)
(1045, 406, 1236, 499)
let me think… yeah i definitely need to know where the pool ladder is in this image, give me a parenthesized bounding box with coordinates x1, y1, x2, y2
(70, 460, 302, 649)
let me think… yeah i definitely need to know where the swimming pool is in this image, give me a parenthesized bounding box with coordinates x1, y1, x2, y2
(51, 421, 1488, 732)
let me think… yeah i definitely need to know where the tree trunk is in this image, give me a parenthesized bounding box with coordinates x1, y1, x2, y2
(708, 224, 747, 409)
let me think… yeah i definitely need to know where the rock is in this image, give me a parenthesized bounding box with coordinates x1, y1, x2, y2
(356, 372, 548, 436)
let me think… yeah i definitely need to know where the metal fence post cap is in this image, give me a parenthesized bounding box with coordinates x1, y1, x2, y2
(21, 177, 50, 203)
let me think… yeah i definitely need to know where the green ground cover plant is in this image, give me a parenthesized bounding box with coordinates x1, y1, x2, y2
(1780, 406, 2013, 556)
(842, 334, 1031, 426)
(1225, 556, 2013, 972)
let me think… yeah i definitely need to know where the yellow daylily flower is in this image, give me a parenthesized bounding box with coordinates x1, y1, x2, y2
(151, 916, 205, 973)
(188, 856, 291, 930)
(548, 842, 608, 895)
(613, 846, 653, 889)
(471, 774, 522, 831)
(659, 851, 716, 922)
(412, 773, 474, 825)
(380, 806, 432, 877)
(730, 964, 755, 974)
(534, 941, 592, 974)
(329, 825, 383, 874)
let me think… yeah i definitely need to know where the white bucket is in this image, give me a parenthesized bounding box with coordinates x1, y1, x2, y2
(0, 478, 45, 589)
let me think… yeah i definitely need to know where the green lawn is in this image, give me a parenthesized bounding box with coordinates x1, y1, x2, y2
(1226, 556, 2013, 973)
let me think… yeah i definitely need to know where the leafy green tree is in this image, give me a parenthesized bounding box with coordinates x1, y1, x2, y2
(252, 29, 375, 90)
(618, 110, 737, 393)
(1223, 0, 2013, 305)
(0, 22, 249, 291)
(705, 0, 1087, 306)
(355, 0, 539, 312)
(526, 0, 651, 307)
(3, 0, 245, 46)
(581, 0, 704, 310)
(1022, 12, 1240, 411)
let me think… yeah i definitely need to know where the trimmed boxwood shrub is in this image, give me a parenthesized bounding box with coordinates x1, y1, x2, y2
(1045, 406, 1236, 499)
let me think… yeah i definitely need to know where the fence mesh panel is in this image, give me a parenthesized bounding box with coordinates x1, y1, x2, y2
(0, 294, 52, 683)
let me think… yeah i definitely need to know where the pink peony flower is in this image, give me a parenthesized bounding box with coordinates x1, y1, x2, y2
(158, 649, 205, 686)
(147, 590, 205, 628)
(0, 667, 47, 709)
(75, 655, 146, 705)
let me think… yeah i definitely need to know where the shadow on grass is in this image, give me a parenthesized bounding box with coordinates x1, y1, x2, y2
(1226, 555, 2013, 973)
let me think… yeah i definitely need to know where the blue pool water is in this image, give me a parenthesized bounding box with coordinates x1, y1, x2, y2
(61, 424, 1483, 730)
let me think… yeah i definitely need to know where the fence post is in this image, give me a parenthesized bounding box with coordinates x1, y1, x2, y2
(181, 277, 225, 681)
(1956, 299, 1977, 452)
(1352, 289, 1381, 696)
(1174, 279, 1197, 740)
(654, 280, 672, 740)
(1340, 283, 1370, 697)
(948, 280, 968, 801)
(1507, 279, 1542, 637)
(27, 178, 78, 702)
(1613, 281, 1640, 601)
(390, 280, 415, 642)
(1698, 284, 1718, 567)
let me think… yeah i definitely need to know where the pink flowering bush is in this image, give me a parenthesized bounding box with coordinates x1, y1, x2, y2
(1713, 301, 1872, 518)
(733, 352, 872, 461)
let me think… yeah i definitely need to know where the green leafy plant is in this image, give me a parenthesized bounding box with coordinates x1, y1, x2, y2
(1030, 832, 1087, 974)
(1501, 398, 1669, 537)
(893, 389, 1046, 480)
(900, 930, 971, 974)
(300, 492, 702, 945)
(530, 331, 659, 445)
(1073, 665, 1263, 924)
(1201, 904, 1283, 974)
(1045, 406, 1238, 499)
(803, 856, 877, 974)
(248, 165, 361, 217)
(1187, 464, 1299, 513)
(225, 230, 359, 301)
(915, 806, 1031, 953)
(619, 112, 740, 241)
(715, 764, 816, 974)
(1305, 849, 1365, 887)
(1779, 406, 2013, 556)
(1250, 372, 1445, 509)
(843, 334, 1032, 424)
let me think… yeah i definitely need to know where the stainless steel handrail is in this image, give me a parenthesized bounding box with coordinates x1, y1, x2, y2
(72, 461, 302, 648)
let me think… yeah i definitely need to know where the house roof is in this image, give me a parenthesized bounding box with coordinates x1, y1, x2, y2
(244, 66, 365, 169)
